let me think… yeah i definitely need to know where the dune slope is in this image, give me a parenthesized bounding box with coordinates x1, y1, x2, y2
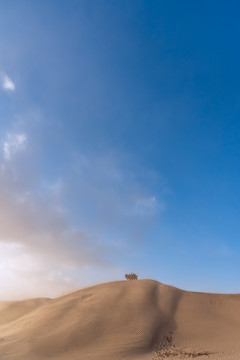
(0, 280, 240, 359)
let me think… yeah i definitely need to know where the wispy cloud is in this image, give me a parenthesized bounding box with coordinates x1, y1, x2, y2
(0, 138, 108, 299)
(65, 153, 163, 245)
(3, 133, 27, 160)
(0, 125, 164, 299)
(1, 73, 15, 91)
(0, 242, 77, 300)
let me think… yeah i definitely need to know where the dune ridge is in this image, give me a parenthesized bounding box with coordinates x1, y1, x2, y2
(0, 280, 240, 359)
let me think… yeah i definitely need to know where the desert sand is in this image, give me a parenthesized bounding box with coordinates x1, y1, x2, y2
(0, 280, 240, 359)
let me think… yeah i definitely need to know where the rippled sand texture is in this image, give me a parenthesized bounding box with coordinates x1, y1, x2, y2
(0, 280, 240, 359)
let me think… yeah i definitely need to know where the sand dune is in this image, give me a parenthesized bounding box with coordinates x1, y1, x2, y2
(0, 280, 240, 359)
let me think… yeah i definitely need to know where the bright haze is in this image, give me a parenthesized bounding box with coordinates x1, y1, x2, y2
(0, 1, 240, 300)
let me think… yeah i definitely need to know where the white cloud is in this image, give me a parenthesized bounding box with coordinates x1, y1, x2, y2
(3, 133, 27, 160)
(2, 74, 15, 91)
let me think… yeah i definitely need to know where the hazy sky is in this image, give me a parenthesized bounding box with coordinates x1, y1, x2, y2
(1, 1, 240, 299)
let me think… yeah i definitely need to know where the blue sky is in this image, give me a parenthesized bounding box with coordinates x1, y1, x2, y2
(1, 1, 240, 298)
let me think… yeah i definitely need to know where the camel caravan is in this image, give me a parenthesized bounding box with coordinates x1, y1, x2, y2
(125, 273, 138, 280)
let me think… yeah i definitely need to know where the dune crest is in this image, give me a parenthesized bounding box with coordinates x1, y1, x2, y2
(0, 280, 240, 359)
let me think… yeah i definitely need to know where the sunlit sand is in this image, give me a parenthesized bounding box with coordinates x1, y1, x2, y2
(1, 280, 240, 359)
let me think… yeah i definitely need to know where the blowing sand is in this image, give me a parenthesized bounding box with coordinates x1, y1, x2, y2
(0, 280, 240, 359)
